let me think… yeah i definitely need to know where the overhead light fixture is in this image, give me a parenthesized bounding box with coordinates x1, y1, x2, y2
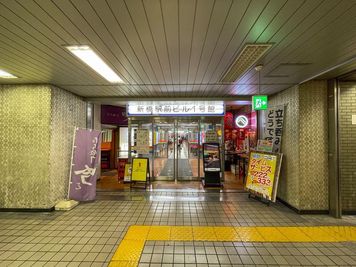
(220, 43, 272, 83)
(66, 45, 124, 83)
(0, 69, 18, 79)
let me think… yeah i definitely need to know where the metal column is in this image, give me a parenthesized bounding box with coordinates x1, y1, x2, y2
(221, 117, 225, 183)
(328, 79, 342, 218)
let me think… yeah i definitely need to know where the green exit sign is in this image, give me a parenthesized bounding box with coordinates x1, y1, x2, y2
(252, 95, 268, 110)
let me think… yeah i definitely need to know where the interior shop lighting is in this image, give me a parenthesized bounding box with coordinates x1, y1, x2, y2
(66, 45, 124, 83)
(0, 69, 18, 78)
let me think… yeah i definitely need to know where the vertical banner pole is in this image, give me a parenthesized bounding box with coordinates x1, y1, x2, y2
(67, 127, 77, 200)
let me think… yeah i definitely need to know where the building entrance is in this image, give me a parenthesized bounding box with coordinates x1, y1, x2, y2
(129, 117, 223, 183)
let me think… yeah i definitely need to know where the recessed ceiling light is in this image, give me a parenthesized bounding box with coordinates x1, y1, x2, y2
(220, 43, 273, 83)
(66, 45, 124, 83)
(0, 69, 18, 79)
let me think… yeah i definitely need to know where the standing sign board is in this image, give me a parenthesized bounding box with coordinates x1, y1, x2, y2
(264, 106, 285, 153)
(68, 128, 101, 202)
(203, 143, 221, 172)
(245, 151, 282, 202)
(202, 143, 221, 186)
(131, 158, 150, 188)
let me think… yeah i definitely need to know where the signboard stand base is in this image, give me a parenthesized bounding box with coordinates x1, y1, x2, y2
(203, 172, 222, 187)
(248, 192, 271, 206)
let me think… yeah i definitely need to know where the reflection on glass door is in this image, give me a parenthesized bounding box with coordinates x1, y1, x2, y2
(153, 122, 175, 180)
(177, 122, 199, 181)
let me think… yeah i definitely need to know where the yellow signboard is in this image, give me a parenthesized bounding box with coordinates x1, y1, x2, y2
(131, 158, 148, 182)
(245, 152, 281, 202)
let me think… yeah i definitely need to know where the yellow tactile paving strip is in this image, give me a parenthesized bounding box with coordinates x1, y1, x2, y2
(109, 225, 356, 266)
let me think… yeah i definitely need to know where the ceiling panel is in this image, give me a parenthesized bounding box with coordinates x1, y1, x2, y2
(0, 0, 355, 98)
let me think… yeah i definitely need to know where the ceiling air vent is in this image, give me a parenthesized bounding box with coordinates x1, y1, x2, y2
(220, 43, 273, 83)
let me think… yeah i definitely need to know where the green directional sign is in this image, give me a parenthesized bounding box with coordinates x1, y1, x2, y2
(252, 95, 268, 110)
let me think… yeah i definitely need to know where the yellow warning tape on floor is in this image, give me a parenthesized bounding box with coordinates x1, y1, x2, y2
(109, 225, 356, 266)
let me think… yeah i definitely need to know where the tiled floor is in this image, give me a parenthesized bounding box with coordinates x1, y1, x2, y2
(138, 241, 356, 266)
(0, 191, 355, 266)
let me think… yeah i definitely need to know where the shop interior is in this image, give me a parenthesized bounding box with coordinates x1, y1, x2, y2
(97, 103, 258, 191)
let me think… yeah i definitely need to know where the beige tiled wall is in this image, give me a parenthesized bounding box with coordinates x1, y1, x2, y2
(298, 81, 328, 210)
(339, 82, 356, 212)
(0, 85, 52, 208)
(49, 86, 86, 206)
(269, 80, 329, 211)
(0, 85, 85, 209)
(269, 85, 300, 209)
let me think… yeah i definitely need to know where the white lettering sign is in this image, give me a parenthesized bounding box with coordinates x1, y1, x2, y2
(127, 101, 224, 116)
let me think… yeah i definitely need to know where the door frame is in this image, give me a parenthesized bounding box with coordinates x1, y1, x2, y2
(128, 116, 224, 182)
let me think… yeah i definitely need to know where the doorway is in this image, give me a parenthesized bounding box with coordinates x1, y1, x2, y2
(129, 117, 223, 183)
(154, 119, 200, 181)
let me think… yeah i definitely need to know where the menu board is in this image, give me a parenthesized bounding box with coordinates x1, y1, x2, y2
(136, 129, 149, 154)
(245, 151, 282, 202)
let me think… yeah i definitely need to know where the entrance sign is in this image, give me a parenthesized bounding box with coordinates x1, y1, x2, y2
(252, 95, 268, 110)
(68, 128, 101, 201)
(235, 115, 249, 128)
(245, 151, 282, 202)
(264, 105, 285, 153)
(131, 158, 149, 182)
(127, 101, 224, 116)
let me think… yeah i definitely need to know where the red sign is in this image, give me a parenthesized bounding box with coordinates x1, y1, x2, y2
(118, 158, 128, 180)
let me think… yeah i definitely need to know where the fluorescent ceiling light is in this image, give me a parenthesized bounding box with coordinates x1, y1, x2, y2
(0, 69, 18, 78)
(66, 45, 124, 83)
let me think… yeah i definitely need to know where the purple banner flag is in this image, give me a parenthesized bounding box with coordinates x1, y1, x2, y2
(68, 128, 101, 201)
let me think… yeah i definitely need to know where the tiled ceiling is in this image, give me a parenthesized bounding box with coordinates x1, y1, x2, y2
(0, 0, 355, 98)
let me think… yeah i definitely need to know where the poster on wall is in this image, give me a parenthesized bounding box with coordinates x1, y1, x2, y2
(264, 106, 285, 153)
(131, 158, 149, 182)
(257, 139, 273, 152)
(136, 129, 150, 154)
(68, 128, 101, 202)
(124, 163, 132, 182)
(205, 130, 218, 142)
(203, 143, 221, 172)
(245, 151, 282, 202)
(117, 158, 128, 180)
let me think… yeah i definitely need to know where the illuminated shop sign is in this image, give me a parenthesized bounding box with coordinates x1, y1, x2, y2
(127, 101, 225, 116)
(235, 115, 249, 128)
